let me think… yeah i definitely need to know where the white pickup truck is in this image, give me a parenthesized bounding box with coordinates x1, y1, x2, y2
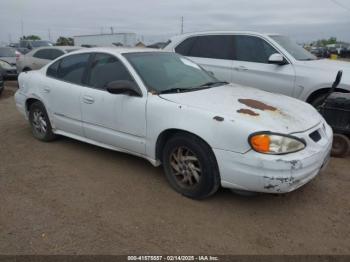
(164, 31, 350, 107)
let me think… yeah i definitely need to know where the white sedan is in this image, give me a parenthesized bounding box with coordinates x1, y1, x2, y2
(15, 48, 332, 199)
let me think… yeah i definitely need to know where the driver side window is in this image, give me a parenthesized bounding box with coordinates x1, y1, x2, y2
(88, 53, 134, 90)
(233, 35, 278, 63)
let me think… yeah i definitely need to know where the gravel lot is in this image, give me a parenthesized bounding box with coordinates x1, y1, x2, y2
(0, 81, 349, 255)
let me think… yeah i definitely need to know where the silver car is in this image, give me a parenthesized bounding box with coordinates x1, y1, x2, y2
(0, 47, 18, 78)
(16, 46, 81, 73)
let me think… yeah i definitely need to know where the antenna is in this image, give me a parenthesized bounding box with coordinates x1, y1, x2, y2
(181, 16, 184, 34)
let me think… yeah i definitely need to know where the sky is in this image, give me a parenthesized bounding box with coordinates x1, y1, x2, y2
(0, 0, 349, 45)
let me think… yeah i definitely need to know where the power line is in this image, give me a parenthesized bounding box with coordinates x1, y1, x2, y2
(329, 0, 350, 12)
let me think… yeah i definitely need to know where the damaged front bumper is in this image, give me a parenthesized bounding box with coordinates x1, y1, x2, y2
(214, 121, 333, 193)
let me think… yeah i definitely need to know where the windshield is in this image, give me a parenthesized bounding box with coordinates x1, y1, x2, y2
(124, 52, 219, 93)
(270, 35, 317, 61)
(0, 48, 16, 57)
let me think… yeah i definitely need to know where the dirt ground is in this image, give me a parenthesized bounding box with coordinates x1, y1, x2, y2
(0, 81, 349, 255)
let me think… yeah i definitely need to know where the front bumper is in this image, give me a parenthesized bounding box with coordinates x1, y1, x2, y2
(214, 121, 333, 193)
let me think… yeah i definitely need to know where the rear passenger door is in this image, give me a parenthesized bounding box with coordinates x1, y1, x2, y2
(45, 53, 90, 136)
(175, 35, 234, 82)
(231, 35, 295, 96)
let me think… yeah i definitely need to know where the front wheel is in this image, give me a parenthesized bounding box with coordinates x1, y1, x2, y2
(29, 101, 56, 142)
(331, 134, 350, 158)
(162, 134, 220, 199)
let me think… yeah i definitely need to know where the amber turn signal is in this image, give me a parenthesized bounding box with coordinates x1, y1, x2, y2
(250, 134, 270, 153)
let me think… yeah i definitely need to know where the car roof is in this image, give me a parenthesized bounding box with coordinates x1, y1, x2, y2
(70, 46, 165, 55)
(32, 46, 81, 51)
(170, 30, 281, 39)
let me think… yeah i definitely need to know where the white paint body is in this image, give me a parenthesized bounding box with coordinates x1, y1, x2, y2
(164, 31, 350, 102)
(15, 48, 332, 193)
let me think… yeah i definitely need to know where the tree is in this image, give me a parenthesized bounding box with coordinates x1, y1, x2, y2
(20, 35, 41, 40)
(313, 37, 337, 47)
(56, 37, 74, 46)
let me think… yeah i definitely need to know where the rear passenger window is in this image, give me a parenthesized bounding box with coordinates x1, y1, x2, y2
(233, 35, 278, 63)
(88, 53, 134, 90)
(33, 49, 51, 60)
(57, 54, 90, 85)
(175, 35, 234, 60)
(175, 37, 196, 56)
(50, 49, 64, 60)
(46, 60, 60, 78)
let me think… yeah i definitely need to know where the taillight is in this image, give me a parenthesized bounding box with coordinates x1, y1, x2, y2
(15, 51, 21, 62)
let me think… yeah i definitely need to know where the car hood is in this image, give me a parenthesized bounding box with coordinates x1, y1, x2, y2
(0, 57, 16, 66)
(159, 84, 322, 134)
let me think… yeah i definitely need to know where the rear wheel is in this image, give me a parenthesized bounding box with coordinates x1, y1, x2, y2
(162, 133, 220, 199)
(331, 134, 350, 158)
(29, 101, 56, 142)
(22, 67, 32, 72)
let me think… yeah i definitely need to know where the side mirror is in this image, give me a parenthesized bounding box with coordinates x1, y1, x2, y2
(105, 80, 142, 97)
(268, 53, 287, 65)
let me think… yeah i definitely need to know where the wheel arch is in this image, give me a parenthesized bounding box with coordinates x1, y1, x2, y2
(155, 128, 216, 163)
(306, 87, 349, 104)
(25, 97, 43, 114)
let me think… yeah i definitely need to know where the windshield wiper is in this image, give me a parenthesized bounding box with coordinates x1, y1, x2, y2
(198, 81, 229, 88)
(158, 81, 229, 94)
(158, 88, 192, 94)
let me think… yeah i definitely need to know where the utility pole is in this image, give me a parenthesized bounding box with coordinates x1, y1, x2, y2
(21, 18, 24, 38)
(48, 28, 51, 41)
(100, 27, 103, 34)
(110, 26, 114, 34)
(181, 16, 184, 34)
(8, 33, 12, 43)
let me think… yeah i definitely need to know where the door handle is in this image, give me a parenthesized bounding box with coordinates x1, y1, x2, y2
(234, 66, 249, 71)
(83, 96, 95, 104)
(43, 87, 50, 93)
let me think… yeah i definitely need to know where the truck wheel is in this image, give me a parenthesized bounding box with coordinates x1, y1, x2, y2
(29, 101, 56, 142)
(162, 133, 220, 199)
(331, 134, 350, 158)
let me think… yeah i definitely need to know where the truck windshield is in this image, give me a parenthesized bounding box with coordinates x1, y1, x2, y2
(270, 35, 317, 61)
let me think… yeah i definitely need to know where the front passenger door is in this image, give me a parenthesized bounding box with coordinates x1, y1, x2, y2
(232, 35, 296, 97)
(81, 53, 147, 155)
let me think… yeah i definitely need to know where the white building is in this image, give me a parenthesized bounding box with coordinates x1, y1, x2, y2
(73, 33, 137, 47)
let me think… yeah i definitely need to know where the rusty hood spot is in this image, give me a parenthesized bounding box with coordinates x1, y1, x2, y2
(238, 99, 277, 111)
(213, 116, 224, 122)
(237, 109, 259, 116)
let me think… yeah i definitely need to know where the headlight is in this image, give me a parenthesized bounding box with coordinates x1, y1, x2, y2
(249, 132, 306, 155)
(0, 60, 12, 70)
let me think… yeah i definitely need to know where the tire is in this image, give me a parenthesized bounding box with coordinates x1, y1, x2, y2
(331, 134, 350, 158)
(162, 133, 220, 199)
(23, 67, 32, 72)
(28, 101, 56, 142)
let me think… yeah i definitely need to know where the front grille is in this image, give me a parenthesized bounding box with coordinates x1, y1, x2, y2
(309, 130, 321, 142)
